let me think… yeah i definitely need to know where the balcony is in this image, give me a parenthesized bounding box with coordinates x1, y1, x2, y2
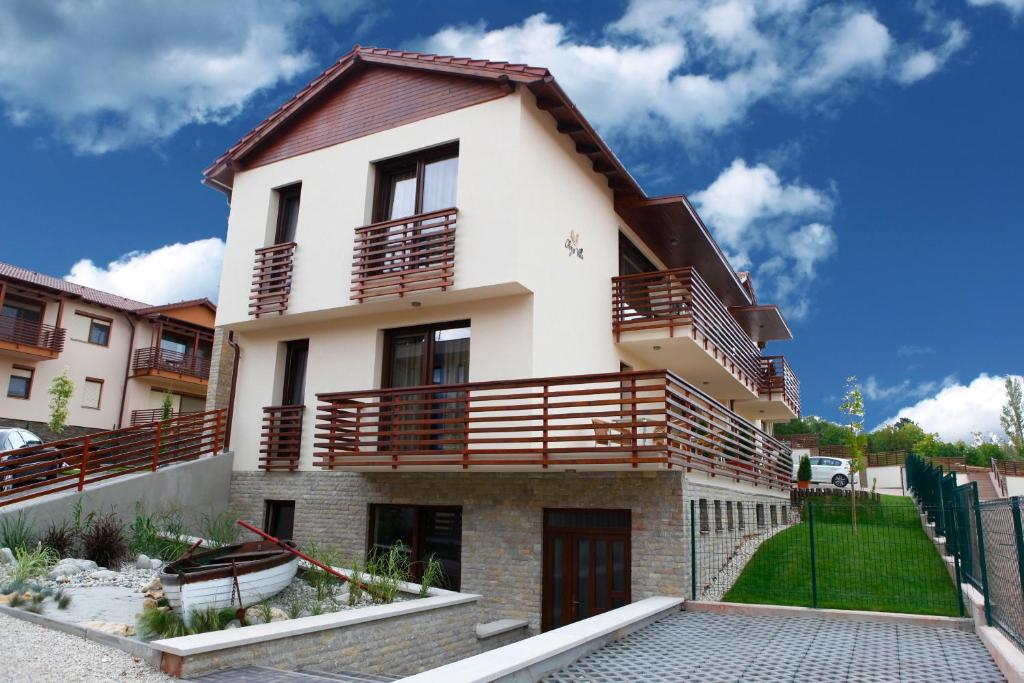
(313, 370, 792, 489)
(612, 267, 761, 400)
(351, 207, 457, 304)
(260, 405, 304, 472)
(250, 242, 297, 318)
(132, 347, 210, 388)
(735, 356, 800, 422)
(0, 314, 66, 360)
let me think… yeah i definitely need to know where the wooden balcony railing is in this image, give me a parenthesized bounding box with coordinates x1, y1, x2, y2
(250, 242, 297, 317)
(760, 355, 800, 415)
(260, 405, 304, 471)
(130, 408, 201, 426)
(351, 207, 457, 304)
(612, 268, 762, 392)
(132, 347, 211, 380)
(0, 410, 224, 507)
(0, 314, 66, 353)
(314, 370, 792, 489)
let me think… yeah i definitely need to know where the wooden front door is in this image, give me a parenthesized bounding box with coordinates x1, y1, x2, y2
(542, 508, 631, 631)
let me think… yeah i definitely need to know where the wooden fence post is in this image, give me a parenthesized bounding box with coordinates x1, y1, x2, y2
(214, 410, 222, 454)
(152, 423, 162, 471)
(77, 436, 90, 493)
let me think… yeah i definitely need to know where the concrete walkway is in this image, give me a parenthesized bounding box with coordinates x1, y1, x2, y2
(543, 611, 1005, 682)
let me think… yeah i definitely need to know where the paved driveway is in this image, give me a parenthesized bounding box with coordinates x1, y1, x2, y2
(544, 611, 1004, 683)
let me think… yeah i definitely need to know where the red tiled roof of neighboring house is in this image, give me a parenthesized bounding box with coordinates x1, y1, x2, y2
(135, 298, 216, 315)
(0, 262, 151, 311)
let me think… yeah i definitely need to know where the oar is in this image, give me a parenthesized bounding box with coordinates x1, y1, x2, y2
(236, 520, 380, 599)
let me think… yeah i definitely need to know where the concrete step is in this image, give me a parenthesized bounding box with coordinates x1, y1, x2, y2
(968, 473, 999, 501)
(298, 671, 398, 682)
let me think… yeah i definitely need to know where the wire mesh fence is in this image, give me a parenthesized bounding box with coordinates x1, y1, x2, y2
(691, 496, 961, 617)
(907, 453, 1024, 650)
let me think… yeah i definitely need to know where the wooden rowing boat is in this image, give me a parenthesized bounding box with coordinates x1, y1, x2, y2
(159, 540, 298, 617)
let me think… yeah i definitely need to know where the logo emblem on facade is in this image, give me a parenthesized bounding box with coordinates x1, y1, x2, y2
(565, 230, 584, 260)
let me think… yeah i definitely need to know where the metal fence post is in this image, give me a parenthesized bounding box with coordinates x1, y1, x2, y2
(690, 498, 697, 600)
(947, 488, 966, 618)
(973, 493, 993, 626)
(1010, 497, 1024, 603)
(808, 503, 818, 608)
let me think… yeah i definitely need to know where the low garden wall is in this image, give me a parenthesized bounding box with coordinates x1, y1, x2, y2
(152, 587, 527, 678)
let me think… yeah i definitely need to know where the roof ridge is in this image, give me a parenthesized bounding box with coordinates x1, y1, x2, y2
(0, 261, 153, 311)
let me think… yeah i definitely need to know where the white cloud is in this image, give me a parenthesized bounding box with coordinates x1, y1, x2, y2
(691, 159, 835, 318)
(0, 1, 365, 154)
(897, 19, 969, 84)
(421, 2, 968, 145)
(877, 373, 1022, 443)
(864, 374, 956, 402)
(967, 0, 1024, 16)
(65, 238, 225, 304)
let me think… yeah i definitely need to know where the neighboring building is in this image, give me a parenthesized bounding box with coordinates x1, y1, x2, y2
(0, 262, 217, 438)
(206, 47, 801, 633)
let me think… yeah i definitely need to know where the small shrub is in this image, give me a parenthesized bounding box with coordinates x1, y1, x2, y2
(419, 555, 445, 597)
(304, 541, 341, 602)
(12, 544, 58, 583)
(55, 588, 71, 609)
(256, 600, 273, 624)
(7, 591, 24, 608)
(128, 506, 188, 560)
(188, 606, 237, 634)
(347, 556, 364, 606)
(287, 597, 303, 619)
(80, 513, 129, 568)
(137, 608, 190, 640)
(366, 542, 410, 604)
(0, 512, 36, 553)
(41, 520, 77, 558)
(200, 511, 240, 548)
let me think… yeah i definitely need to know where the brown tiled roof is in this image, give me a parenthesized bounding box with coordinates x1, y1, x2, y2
(135, 298, 216, 315)
(0, 261, 151, 311)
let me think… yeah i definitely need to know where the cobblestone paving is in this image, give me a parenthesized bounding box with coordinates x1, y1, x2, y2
(544, 612, 1005, 683)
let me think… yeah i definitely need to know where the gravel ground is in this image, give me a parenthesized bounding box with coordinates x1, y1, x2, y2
(0, 612, 171, 682)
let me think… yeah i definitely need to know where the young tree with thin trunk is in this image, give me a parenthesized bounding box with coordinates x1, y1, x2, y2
(47, 369, 75, 437)
(1001, 377, 1024, 458)
(839, 377, 866, 534)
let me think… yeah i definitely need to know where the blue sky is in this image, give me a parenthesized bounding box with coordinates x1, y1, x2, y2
(1, 0, 1021, 439)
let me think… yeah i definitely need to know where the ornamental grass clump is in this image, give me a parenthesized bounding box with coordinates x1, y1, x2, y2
(418, 555, 445, 597)
(200, 511, 240, 549)
(12, 544, 58, 583)
(366, 543, 410, 604)
(42, 520, 77, 558)
(0, 512, 36, 553)
(80, 513, 129, 568)
(304, 541, 342, 602)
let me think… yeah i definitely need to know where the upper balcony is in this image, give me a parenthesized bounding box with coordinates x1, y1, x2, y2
(131, 347, 210, 389)
(612, 267, 763, 401)
(351, 207, 458, 304)
(734, 355, 801, 422)
(313, 369, 792, 489)
(0, 314, 66, 360)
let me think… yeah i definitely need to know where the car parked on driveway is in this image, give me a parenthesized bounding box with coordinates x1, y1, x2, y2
(792, 456, 851, 488)
(0, 427, 67, 491)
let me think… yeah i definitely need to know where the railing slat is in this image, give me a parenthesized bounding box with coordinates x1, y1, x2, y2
(0, 314, 66, 353)
(250, 242, 297, 317)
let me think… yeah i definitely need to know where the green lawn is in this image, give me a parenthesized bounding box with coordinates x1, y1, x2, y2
(723, 494, 960, 616)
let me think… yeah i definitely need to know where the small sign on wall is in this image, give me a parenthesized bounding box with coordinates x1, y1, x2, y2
(564, 230, 584, 260)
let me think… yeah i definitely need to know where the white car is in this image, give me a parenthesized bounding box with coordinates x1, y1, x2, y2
(794, 456, 851, 488)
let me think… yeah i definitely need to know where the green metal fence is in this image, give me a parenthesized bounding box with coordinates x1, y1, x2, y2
(691, 495, 962, 617)
(906, 453, 1024, 650)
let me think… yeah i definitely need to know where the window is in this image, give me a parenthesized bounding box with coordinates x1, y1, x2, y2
(369, 504, 462, 590)
(264, 500, 296, 540)
(737, 502, 745, 530)
(1, 297, 43, 322)
(373, 143, 459, 222)
(7, 366, 33, 399)
(618, 233, 656, 276)
(756, 504, 766, 528)
(698, 499, 709, 534)
(274, 184, 302, 244)
(726, 501, 734, 530)
(74, 312, 112, 346)
(714, 500, 723, 532)
(82, 377, 103, 409)
(781, 505, 788, 525)
(770, 505, 778, 527)
(281, 339, 309, 406)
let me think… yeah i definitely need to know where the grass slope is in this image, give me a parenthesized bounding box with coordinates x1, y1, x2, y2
(723, 494, 959, 616)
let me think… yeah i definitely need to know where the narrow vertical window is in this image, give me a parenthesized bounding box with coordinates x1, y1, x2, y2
(264, 500, 296, 540)
(698, 499, 709, 534)
(275, 184, 302, 244)
(281, 339, 309, 406)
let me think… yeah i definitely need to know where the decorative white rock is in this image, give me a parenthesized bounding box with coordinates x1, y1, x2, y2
(0, 548, 14, 565)
(135, 554, 151, 569)
(88, 570, 119, 580)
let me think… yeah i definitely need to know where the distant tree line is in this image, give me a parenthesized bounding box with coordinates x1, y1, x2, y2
(775, 377, 1024, 468)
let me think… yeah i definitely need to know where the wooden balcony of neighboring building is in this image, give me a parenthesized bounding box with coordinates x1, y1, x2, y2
(351, 207, 457, 304)
(0, 314, 66, 360)
(131, 347, 210, 390)
(250, 242, 297, 318)
(260, 405, 304, 472)
(611, 267, 763, 402)
(313, 369, 792, 489)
